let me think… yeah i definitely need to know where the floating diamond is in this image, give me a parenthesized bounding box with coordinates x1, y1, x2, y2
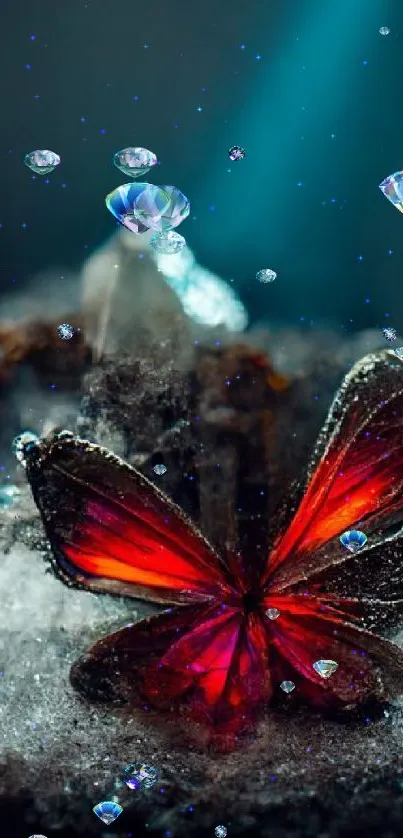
(113, 146, 157, 178)
(153, 464, 167, 476)
(256, 268, 277, 283)
(394, 347, 403, 360)
(382, 327, 397, 342)
(215, 827, 228, 838)
(312, 659, 339, 678)
(123, 763, 158, 789)
(93, 800, 123, 825)
(57, 322, 74, 340)
(379, 26, 390, 35)
(106, 183, 190, 234)
(12, 431, 39, 466)
(340, 529, 367, 553)
(228, 145, 246, 161)
(265, 607, 280, 620)
(0, 484, 21, 509)
(280, 680, 295, 694)
(379, 171, 403, 213)
(150, 231, 186, 255)
(24, 149, 60, 175)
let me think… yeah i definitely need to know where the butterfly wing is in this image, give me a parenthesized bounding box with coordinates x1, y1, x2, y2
(264, 350, 403, 604)
(24, 431, 233, 604)
(258, 351, 403, 707)
(70, 601, 272, 741)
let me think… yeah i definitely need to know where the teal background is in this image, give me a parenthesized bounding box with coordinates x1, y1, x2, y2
(1, 0, 402, 329)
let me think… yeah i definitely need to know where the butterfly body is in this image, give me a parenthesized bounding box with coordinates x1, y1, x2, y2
(23, 350, 403, 746)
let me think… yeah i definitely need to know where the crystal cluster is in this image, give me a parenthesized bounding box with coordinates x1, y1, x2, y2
(106, 182, 190, 235)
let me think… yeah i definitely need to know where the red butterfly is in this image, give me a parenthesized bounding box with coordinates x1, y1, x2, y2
(24, 350, 403, 746)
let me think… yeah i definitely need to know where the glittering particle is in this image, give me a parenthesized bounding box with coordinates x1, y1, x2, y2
(256, 268, 277, 283)
(24, 149, 60, 175)
(339, 529, 367, 553)
(379, 26, 390, 35)
(93, 801, 123, 824)
(106, 183, 190, 235)
(228, 145, 246, 161)
(0, 484, 21, 509)
(12, 432, 39, 466)
(113, 147, 157, 179)
(312, 659, 339, 678)
(382, 327, 397, 342)
(394, 347, 403, 361)
(215, 827, 227, 838)
(280, 680, 296, 694)
(379, 171, 403, 212)
(57, 322, 74, 340)
(150, 231, 186, 255)
(153, 464, 167, 476)
(265, 607, 280, 620)
(123, 763, 158, 789)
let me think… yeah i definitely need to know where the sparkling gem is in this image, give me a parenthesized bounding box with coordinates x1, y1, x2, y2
(379, 171, 403, 213)
(0, 484, 21, 509)
(382, 327, 397, 342)
(106, 183, 190, 234)
(280, 680, 295, 693)
(340, 529, 367, 553)
(12, 431, 39, 466)
(256, 268, 277, 283)
(113, 146, 157, 178)
(150, 231, 186, 255)
(215, 827, 228, 838)
(153, 464, 167, 476)
(265, 607, 280, 620)
(123, 763, 158, 789)
(379, 26, 390, 35)
(93, 800, 123, 825)
(24, 149, 60, 175)
(57, 322, 74, 340)
(228, 145, 246, 161)
(394, 347, 403, 360)
(312, 659, 339, 678)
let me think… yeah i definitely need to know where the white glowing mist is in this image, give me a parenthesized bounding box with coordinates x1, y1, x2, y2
(151, 244, 248, 331)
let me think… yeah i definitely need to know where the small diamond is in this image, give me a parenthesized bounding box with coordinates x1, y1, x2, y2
(123, 763, 158, 789)
(265, 607, 280, 620)
(153, 464, 167, 476)
(12, 431, 39, 466)
(280, 680, 295, 693)
(379, 26, 390, 35)
(106, 183, 190, 234)
(228, 145, 246, 161)
(382, 327, 397, 342)
(57, 322, 74, 340)
(28, 835, 49, 838)
(24, 149, 60, 174)
(150, 230, 186, 255)
(215, 827, 228, 838)
(340, 529, 367, 553)
(256, 268, 277, 283)
(312, 659, 339, 678)
(379, 171, 403, 213)
(113, 146, 157, 178)
(93, 801, 123, 825)
(394, 347, 403, 360)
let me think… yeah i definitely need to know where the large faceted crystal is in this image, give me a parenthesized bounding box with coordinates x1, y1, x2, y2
(379, 171, 403, 213)
(105, 182, 190, 234)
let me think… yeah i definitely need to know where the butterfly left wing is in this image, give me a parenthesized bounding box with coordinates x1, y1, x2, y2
(24, 431, 233, 604)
